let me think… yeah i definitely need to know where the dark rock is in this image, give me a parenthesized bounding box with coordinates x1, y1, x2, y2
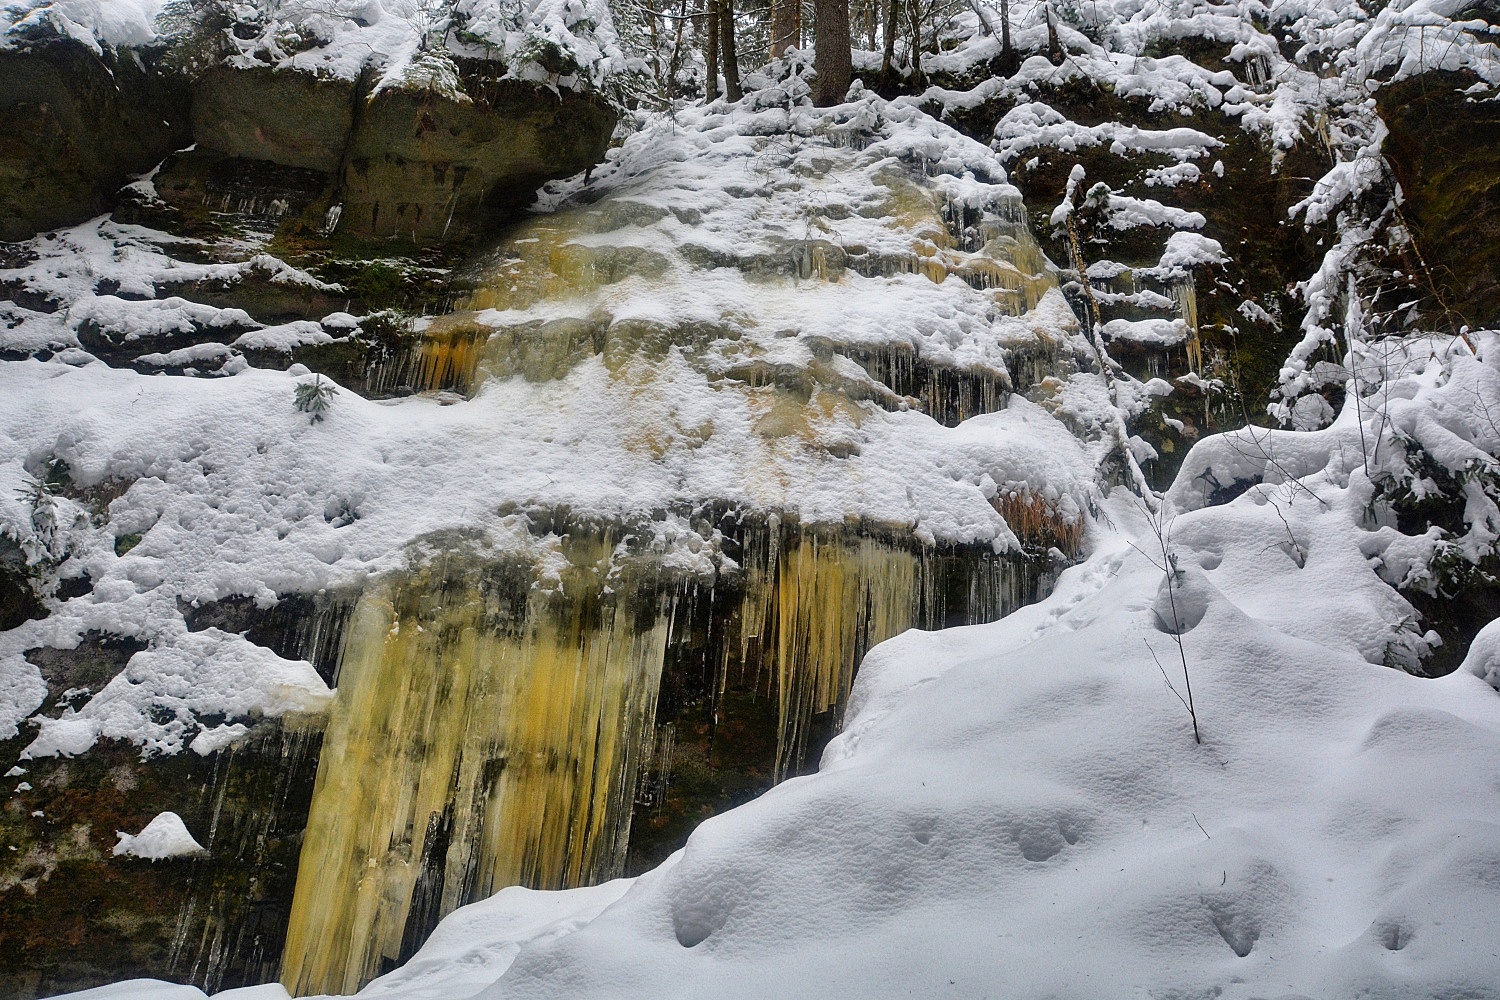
(193, 66, 356, 174)
(2, 37, 615, 246)
(0, 35, 191, 242)
(0, 726, 322, 999)
(147, 147, 335, 236)
(25, 633, 144, 715)
(0, 538, 45, 630)
(1379, 70, 1500, 329)
(155, 63, 617, 246)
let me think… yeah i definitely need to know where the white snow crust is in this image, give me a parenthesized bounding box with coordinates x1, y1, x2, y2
(111, 810, 205, 860)
(1, 0, 624, 95)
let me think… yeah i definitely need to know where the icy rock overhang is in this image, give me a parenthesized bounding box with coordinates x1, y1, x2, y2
(0, 0, 623, 244)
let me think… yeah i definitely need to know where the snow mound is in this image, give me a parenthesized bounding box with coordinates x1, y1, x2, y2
(112, 811, 205, 860)
(22, 628, 333, 758)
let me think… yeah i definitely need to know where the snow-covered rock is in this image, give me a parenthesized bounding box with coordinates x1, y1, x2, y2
(112, 811, 206, 860)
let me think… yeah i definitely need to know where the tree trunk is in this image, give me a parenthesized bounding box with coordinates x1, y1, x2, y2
(771, 0, 801, 57)
(705, 2, 720, 98)
(813, 0, 852, 104)
(720, 0, 743, 101)
(648, 9, 662, 94)
(668, 0, 688, 97)
(1000, 0, 1017, 76)
(907, 0, 921, 87)
(880, 0, 899, 86)
(1047, 2, 1064, 65)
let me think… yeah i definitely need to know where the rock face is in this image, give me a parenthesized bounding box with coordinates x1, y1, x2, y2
(1, 41, 616, 248)
(192, 67, 356, 175)
(342, 75, 617, 243)
(0, 37, 191, 242)
(1379, 70, 1500, 329)
(159, 64, 616, 245)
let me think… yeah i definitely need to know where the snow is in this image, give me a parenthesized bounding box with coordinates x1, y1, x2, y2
(2, 0, 623, 96)
(233, 322, 337, 353)
(0, 224, 339, 357)
(1102, 316, 1188, 346)
(45, 327, 1500, 997)
(188, 721, 250, 755)
(1, 0, 163, 53)
(23, 626, 333, 758)
(336, 330, 1498, 1000)
(111, 810, 205, 860)
(993, 101, 1221, 167)
(1149, 231, 1227, 279)
(0, 94, 1110, 753)
(1466, 619, 1500, 690)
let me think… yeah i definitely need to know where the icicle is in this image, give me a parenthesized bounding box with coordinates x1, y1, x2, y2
(280, 547, 671, 996)
(1170, 277, 1203, 374)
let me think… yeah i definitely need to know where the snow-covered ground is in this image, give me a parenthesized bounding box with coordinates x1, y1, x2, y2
(50, 326, 1500, 998)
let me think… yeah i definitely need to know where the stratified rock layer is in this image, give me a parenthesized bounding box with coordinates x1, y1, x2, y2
(2, 41, 616, 247)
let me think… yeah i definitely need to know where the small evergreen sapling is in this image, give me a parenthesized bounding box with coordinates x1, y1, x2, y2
(294, 375, 338, 424)
(15, 475, 60, 567)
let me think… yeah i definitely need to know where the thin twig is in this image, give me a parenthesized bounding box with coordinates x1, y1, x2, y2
(1144, 639, 1191, 715)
